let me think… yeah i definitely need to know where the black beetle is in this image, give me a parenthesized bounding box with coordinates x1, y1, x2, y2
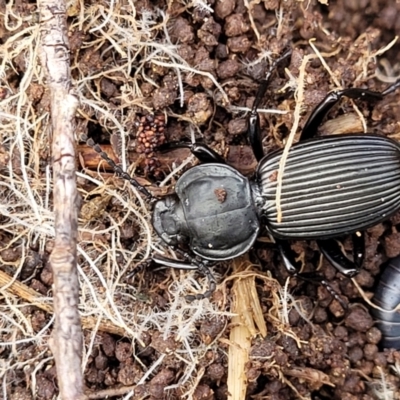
(87, 52, 400, 300)
(372, 256, 400, 349)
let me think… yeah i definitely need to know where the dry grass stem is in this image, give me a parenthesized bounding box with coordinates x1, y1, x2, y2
(276, 52, 313, 223)
(226, 258, 267, 399)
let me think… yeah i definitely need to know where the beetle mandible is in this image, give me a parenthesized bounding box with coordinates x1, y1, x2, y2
(87, 52, 400, 301)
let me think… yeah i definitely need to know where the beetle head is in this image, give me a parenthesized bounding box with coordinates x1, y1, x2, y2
(152, 196, 189, 246)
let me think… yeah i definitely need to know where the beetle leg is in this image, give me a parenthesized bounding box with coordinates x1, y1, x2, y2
(185, 261, 217, 301)
(157, 141, 226, 163)
(275, 238, 302, 275)
(248, 79, 268, 162)
(302, 89, 383, 140)
(302, 78, 400, 141)
(317, 231, 365, 277)
(152, 254, 198, 270)
(275, 238, 347, 308)
(248, 50, 292, 162)
(381, 78, 400, 96)
(351, 230, 365, 270)
(126, 253, 217, 300)
(125, 258, 155, 281)
(125, 256, 198, 283)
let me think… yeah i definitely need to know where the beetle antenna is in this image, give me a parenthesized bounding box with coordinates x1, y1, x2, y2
(85, 137, 156, 202)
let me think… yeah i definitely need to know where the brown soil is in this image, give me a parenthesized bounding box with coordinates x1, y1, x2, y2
(1, 0, 400, 399)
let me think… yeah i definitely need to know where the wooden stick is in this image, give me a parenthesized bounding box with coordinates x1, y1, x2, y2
(38, 1, 84, 398)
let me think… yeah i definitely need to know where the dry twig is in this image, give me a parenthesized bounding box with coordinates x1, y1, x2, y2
(38, 0, 84, 398)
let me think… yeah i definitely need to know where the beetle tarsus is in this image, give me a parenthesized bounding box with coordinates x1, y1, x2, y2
(173, 249, 218, 301)
(185, 262, 217, 301)
(249, 49, 292, 161)
(126, 259, 152, 281)
(140, 250, 217, 300)
(297, 272, 348, 309)
(317, 232, 365, 278)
